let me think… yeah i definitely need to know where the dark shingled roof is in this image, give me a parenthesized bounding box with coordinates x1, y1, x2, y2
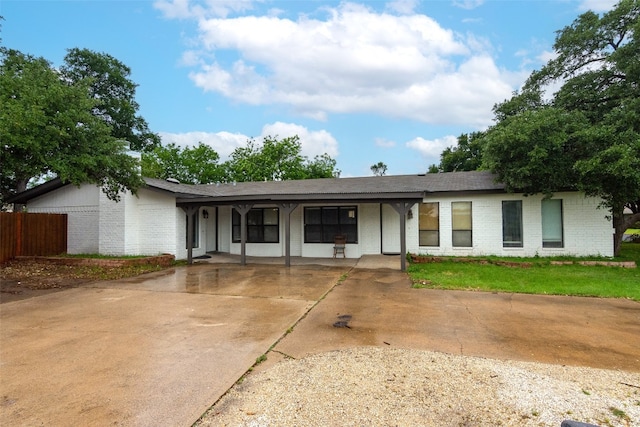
(146, 171, 505, 205)
(8, 171, 506, 205)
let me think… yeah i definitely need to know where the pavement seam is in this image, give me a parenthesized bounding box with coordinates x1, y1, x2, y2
(191, 265, 355, 427)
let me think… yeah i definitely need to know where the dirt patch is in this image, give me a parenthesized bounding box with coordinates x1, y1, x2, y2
(0, 256, 176, 303)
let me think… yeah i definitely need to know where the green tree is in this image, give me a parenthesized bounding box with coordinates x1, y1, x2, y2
(223, 135, 339, 182)
(1, 49, 144, 207)
(305, 153, 340, 179)
(370, 161, 388, 176)
(61, 48, 160, 152)
(481, 0, 640, 255)
(141, 142, 224, 184)
(430, 132, 485, 173)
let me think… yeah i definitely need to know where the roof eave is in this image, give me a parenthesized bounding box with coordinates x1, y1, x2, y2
(5, 178, 67, 204)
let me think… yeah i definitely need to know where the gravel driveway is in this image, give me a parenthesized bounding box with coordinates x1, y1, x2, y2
(197, 347, 640, 427)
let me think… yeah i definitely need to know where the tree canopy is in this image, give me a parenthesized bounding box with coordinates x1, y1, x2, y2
(370, 162, 388, 176)
(61, 48, 160, 152)
(223, 135, 339, 182)
(141, 142, 224, 185)
(1, 48, 147, 206)
(428, 132, 484, 173)
(141, 135, 340, 185)
(480, 0, 640, 255)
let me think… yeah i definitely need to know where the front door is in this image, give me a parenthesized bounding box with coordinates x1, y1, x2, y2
(381, 204, 400, 254)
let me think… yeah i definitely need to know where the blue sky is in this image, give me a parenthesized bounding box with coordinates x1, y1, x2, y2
(2, 0, 617, 177)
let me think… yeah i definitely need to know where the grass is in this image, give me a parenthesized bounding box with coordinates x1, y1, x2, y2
(408, 243, 640, 301)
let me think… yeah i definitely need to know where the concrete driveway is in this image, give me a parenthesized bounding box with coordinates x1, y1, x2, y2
(270, 266, 640, 373)
(2, 256, 639, 426)
(0, 262, 351, 427)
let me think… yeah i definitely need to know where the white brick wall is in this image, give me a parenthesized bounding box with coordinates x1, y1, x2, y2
(27, 184, 100, 254)
(98, 191, 126, 255)
(408, 192, 613, 257)
(26, 184, 614, 260)
(135, 189, 178, 256)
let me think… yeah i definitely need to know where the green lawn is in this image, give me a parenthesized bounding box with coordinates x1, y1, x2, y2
(408, 243, 640, 301)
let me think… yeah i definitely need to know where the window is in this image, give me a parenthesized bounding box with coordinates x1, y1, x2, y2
(502, 201, 523, 248)
(452, 202, 472, 247)
(185, 212, 199, 248)
(232, 208, 279, 243)
(542, 199, 563, 248)
(419, 202, 439, 246)
(304, 206, 358, 243)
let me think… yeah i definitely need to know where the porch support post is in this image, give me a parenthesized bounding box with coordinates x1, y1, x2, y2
(389, 202, 416, 272)
(181, 205, 199, 265)
(279, 203, 298, 267)
(233, 204, 253, 266)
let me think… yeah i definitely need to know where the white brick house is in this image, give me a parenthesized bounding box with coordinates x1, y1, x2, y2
(11, 171, 614, 270)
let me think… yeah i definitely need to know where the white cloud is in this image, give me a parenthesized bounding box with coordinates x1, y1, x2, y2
(161, 1, 522, 128)
(154, 0, 257, 19)
(452, 0, 484, 10)
(385, 0, 418, 15)
(259, 122, 339, 158)
(159, 130, 248, 158)
(577, 0, 617, 12)
(375, 137, 396, 148)
(159, 122, 338, 160)
(406, 135, 457, 159)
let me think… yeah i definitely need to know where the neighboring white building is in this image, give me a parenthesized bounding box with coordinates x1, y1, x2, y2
(11, 171, 614, 269)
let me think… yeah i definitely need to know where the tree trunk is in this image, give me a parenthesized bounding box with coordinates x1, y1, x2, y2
(612, 207, 640, 257)
(12, 178, 29, 212)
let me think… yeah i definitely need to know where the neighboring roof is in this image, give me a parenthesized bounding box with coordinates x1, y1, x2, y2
(9, 171, 506, 206)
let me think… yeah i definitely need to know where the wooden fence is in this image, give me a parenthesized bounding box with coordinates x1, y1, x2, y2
(0, 212, 68, 263)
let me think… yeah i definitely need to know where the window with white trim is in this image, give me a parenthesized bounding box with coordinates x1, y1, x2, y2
(232, 208, 279, 243)
(419, 202, 439, 246)
(304, 206, 358, 243)
(542, 199, 564, 248)
(452, 202, 472, 247)
(502, 201, 523, 248)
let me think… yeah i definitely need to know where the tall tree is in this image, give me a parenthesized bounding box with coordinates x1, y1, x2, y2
(141, 142, 224, 184)
(223, 135, 339, 182)
(429, 132, 485, 173)
(0, 48, 147, 207)
(370, 162, 388, 176)
(481, 0, 640, 255)
(61, 48, 160, 152)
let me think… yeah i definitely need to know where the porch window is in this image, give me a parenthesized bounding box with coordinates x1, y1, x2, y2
(419, 202, 439, 246)
(502, 201, 523, 248)
(232, 208, 279, 243)
(185, 212, 199, 249)
(304, 206, 358, 243)
(452, 202, 472, 247)
(542, 199, 564, 248)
